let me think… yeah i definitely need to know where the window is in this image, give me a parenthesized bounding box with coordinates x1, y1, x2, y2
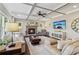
(0, 15, 2, 38)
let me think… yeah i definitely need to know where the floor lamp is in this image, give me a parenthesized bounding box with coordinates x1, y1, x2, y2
(5, 23, 19, 42)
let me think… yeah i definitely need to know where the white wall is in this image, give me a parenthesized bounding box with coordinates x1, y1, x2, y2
(52, 10, 79, 39)
(15, 19, 26, 35)
(15, 19, 48, 35)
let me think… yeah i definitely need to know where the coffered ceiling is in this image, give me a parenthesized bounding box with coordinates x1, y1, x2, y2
(2, 3, 79, 20)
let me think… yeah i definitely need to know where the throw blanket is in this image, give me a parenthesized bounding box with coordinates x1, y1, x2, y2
(61, 40, 79, 55)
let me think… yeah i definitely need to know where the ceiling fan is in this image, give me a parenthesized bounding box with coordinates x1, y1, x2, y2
(37, 11, 47, 17)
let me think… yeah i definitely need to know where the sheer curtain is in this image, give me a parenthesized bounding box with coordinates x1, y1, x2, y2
(0, 15, 7, 40)
(0, 15, 2, 39)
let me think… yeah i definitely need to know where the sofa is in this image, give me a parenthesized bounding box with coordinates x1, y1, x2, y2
(0, 42, 25, 55)
(6, 42, 25, 54)
(36, 29, 49, 37)
(48, 38, 79, 55)
(0, 34, 26, 55)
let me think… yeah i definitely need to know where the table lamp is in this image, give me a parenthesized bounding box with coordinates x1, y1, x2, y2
(5, 23, 19, 42)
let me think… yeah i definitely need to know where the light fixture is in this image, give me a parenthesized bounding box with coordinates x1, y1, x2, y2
(73, 5, 77, 8)
(5, 23, 19, 42)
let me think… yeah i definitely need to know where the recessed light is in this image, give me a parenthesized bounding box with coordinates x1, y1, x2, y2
(73, 5, 77, 8)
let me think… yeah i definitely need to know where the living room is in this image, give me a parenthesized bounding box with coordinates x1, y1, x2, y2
(1, 3, 79, 55)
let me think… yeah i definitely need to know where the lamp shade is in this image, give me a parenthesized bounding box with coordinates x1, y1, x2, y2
(5, 23, 19, 32)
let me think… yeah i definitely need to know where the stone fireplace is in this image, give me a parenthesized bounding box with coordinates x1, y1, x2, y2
(28, 28, 35, 34)
(26, 26, 37, 35)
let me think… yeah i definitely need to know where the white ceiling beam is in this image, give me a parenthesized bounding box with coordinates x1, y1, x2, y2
(55, 3, 69, 11)
(11, 11, 38, 17)
(48, 3, 69, 14)
(24, 3, 66, 15)
(26, 3, 37, 20)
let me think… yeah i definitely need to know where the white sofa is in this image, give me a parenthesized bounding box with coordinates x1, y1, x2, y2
(44, 37, 79, 55)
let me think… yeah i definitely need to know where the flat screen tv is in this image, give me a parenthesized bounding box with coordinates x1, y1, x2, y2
(53, 20, 66, 29)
